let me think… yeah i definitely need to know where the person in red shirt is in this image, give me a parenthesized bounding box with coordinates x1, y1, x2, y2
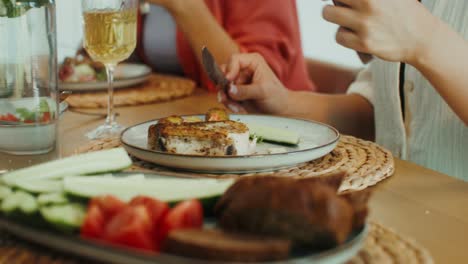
(137, 0, 316, 92)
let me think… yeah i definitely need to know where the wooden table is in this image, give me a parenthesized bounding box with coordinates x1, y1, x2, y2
(42, 90, 468, 263)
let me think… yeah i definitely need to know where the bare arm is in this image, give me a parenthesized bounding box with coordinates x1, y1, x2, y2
(306, 58, 360, 94)
(148, 0, 239, 64)
(410, 19, 468, 125)
(284, 92, 374, 140)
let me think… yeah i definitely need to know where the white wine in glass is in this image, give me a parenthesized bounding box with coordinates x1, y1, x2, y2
(82, 0, 138, 139)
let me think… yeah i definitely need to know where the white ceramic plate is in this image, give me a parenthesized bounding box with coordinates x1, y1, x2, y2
(121, 115, 340, 173)
(59, 63, 152, 92)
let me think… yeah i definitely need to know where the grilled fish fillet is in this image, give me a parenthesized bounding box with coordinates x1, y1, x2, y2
(148, 120, 255, 156)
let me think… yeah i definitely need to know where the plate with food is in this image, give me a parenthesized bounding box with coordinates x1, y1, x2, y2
(58, 51, 151, 92)
(0, 149, 369, 264)
(121, 108, 340, 173)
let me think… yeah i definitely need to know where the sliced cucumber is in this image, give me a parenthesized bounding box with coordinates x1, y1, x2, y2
(2, 148, 132, 187)
(15, 175, 117, 195)
(247, 123, 300, 145)
(1, 191, 38, 215)
(41, 204, 86, 233)
(15, 179, 63, 194)
(64, 174, 144, 186)
(144, 178, 235, 203)
(0, 185, 12, 201)
(37, 192, 69, 206)
(64, 176, 235, 204)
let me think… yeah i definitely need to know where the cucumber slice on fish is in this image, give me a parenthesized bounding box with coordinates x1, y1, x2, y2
(247, 124, 300, 145)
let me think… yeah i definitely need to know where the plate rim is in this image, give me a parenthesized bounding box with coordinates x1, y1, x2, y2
(120, 114, 341, 160)
(58, 63, 152, 92)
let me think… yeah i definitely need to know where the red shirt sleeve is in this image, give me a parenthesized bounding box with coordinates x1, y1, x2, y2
(220, 0, 315, 91)
(176, 0, 315, 92)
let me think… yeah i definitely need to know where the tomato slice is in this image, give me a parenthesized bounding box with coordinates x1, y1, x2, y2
(129, 196, 170, 250)
(160, 200, 204, 242)
(42, 112, 51, 123)
(90, 195, 127, 220)
(0, 113, 20, 122)
(81, 204, 106, 239)
(129, 196, 169, 227)
(7, 113, 19, 122)
(103, 205, 155, 251)
(59, 64, 74, 81)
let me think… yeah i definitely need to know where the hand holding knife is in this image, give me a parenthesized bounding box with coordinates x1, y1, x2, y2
(201, 47, 248, 113)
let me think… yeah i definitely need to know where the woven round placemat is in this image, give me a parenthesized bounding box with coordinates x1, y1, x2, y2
(66, 74, 196, 108)
(348, 222, 433, 264)
(0, 222, 433, 264)
(75, 135, 394, 193)
(0, 231, 103, 264)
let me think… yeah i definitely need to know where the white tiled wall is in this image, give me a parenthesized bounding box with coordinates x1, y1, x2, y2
(56, 0, 362, 68)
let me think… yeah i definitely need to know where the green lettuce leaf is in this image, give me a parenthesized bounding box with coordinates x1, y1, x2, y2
(39, 99, 50, 113)
(16, 107, 37, 121)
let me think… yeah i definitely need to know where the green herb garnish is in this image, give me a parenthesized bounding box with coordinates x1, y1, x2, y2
(15, 99, 52, 122)
(250, 134, 264, 144)
(16, 107, 37, 121)
(39, 98, 50, 113)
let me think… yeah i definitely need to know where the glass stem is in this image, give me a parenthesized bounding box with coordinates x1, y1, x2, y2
(105, 64, 116, 126)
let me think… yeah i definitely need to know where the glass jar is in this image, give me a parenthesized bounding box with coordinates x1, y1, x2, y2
(0, 0, 59, 171)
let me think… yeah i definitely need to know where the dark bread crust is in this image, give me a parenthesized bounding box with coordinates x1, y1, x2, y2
(163, 228, 291, 262)
(298, 170, 347, 191)
(215, 176, 355, 249)
(340, 189, 372, 230)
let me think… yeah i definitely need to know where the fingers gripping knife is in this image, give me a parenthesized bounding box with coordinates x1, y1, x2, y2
(201, 47, 252, 113)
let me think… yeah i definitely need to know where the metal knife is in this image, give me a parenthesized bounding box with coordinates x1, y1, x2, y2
(201, 46, 230, 94)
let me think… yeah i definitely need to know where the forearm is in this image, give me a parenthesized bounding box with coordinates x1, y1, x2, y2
(306, 59, 360, 94)
(283, 92, 375, 140)
(410, 17, 468, 125)
(170, 3, 239, 65)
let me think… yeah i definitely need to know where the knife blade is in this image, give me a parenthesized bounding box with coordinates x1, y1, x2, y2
(201, 46, 230, 94)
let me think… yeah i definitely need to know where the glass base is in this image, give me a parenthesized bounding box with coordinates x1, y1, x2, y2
(86, 122, 125, 140)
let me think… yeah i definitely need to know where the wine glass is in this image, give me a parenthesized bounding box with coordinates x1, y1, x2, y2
(81, 0, 138, 139)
